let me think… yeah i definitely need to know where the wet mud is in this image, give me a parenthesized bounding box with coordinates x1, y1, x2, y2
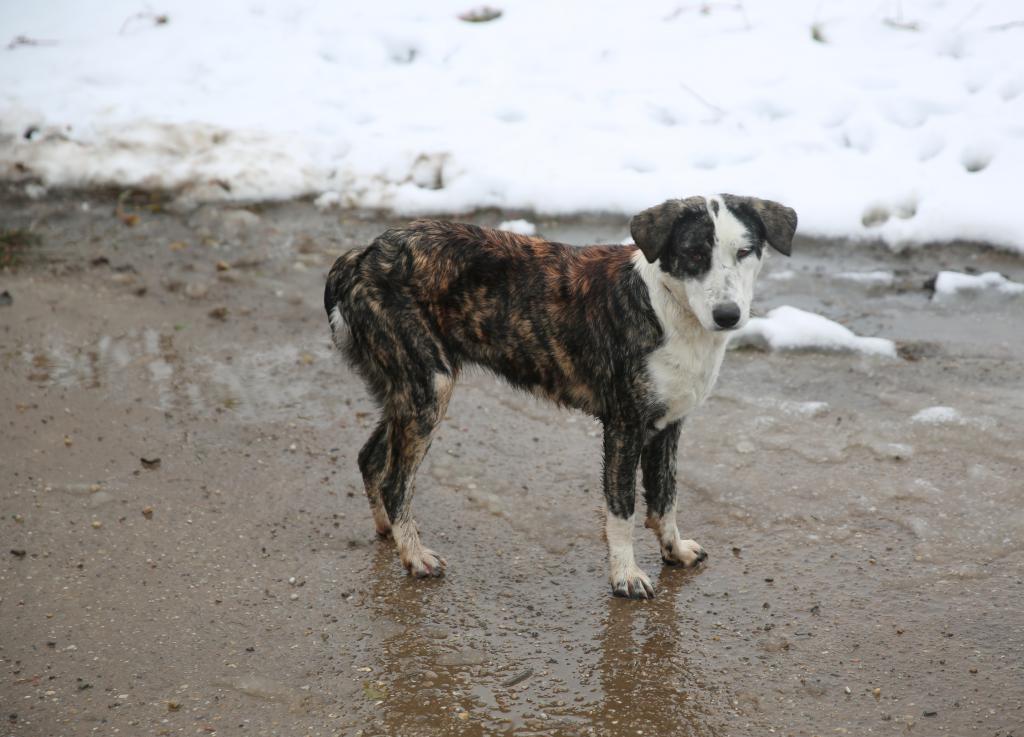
(1, 193, 1023, 735)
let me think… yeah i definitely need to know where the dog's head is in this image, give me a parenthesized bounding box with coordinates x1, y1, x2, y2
(630, 194, 797, 332)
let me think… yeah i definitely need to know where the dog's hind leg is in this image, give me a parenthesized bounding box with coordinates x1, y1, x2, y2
(602, 418, 654, 599)
(357, 420, 392, 537)
(377, 371, 455, 577)
(641, 421, 707, 568)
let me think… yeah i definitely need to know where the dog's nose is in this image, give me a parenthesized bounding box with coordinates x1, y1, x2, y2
(712, 302, 741, 329)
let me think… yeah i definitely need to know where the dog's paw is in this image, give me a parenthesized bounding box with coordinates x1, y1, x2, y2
(402, 547, 446, 578)
(661, 538, 708, 568)
(610, 565, 655, 599)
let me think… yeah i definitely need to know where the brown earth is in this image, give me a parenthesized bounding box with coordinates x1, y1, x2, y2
(1, 191, 1022, 736)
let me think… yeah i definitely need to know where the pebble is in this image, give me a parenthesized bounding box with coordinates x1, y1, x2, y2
(289, 593, 299, 601)
(844, 686, 851, 695)
(141, 507, 154, 519)
(91, 520, 103, 529)
(215, 260, 231, 272)
(184, 281, 209, 300)
(873, 687, 881, 699)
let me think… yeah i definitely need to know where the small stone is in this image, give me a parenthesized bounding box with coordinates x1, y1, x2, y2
(215, 260, 231, 271)
(873, 687, 881, 699)
(141, 507, 154, 520)
(844, 686, 851, 695)
(91, 520, 103, 529)
(207, 306, 229, 321)
(288, 576, 297, 585)
(167, 701, 181, 712)
(63, 435, 73, 447)
(457, 712, 469, 721)
(923, 709, 937, 717)
(184, 281, 209, 300)
(969, 667, 978, 674)
(289, 593, 299, 601)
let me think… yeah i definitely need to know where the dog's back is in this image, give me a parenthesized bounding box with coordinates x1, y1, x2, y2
(324, 220, 655, 412)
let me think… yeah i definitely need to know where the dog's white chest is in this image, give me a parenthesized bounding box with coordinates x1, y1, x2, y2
(646, 329, 728, 428)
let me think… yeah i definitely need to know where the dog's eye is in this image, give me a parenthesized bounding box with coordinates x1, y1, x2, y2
(736, 247, 755, 260)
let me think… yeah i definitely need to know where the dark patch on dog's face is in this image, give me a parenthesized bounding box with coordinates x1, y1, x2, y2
(630, 197, 715, 281)
(658, 208, 715, 281)
(721, 199, 766, 259)
(721, 194, 797, 257)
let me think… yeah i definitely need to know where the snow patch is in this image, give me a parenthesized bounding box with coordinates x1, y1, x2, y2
(911, 406, 964, 424)
(314, 191, 341, 211)
(932, 271, 1024, 298)
(496, 219, 536, 236)
(730, 306, 897, 357)
(833, 270, 895, 287)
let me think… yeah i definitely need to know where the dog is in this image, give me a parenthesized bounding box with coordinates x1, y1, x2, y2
(324, 194, 796, 598)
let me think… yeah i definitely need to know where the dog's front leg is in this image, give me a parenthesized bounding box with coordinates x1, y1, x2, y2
(641, 421, 708, 568)
(602, 419, 654, 599)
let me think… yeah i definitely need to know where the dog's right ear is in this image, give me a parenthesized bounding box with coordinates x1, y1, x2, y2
(630, 197, 704, 263)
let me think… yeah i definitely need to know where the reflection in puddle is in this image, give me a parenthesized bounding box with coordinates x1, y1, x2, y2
(23, 330, 338, 424)
(359, 540, 723, 736)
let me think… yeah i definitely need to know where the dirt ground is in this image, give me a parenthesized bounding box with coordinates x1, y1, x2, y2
(1, 191, 1022, 737)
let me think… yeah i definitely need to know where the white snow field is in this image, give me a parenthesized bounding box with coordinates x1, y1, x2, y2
(2, 1, 1023, 249)
(729, 305, 898, 356)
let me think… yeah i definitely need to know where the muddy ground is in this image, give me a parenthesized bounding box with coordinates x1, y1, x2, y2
(1, 191, 1022, 737)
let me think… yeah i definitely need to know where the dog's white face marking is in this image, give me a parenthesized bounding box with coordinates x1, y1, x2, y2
(681, 195, 766, 332)
(606, 512, 654, 598)
(633, 251, 729, 428)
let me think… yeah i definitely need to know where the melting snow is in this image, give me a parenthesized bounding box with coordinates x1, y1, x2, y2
(933, 271, 1024, 298)
(1, 1, 1023, 249)
(730, 305, 897, 357)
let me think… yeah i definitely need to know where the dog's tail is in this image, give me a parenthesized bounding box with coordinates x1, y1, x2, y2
(324, 247, 368, 351)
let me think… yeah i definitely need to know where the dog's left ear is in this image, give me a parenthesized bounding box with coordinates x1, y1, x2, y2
(726, 196, 798, 257)
(630, 197, 705, 263)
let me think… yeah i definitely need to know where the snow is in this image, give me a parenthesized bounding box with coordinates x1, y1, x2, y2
(313, 191, 341, 211)
(833, 270, 895, 287)
(911, 406, 964, 424)
(496, 219, 536, 236)
(2, 1, 1023, 249)
(932, 270, 1024, 298)
(730, 305, 897, 357)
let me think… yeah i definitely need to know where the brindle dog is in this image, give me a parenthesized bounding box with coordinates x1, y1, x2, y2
(325, 195, 796, 598)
